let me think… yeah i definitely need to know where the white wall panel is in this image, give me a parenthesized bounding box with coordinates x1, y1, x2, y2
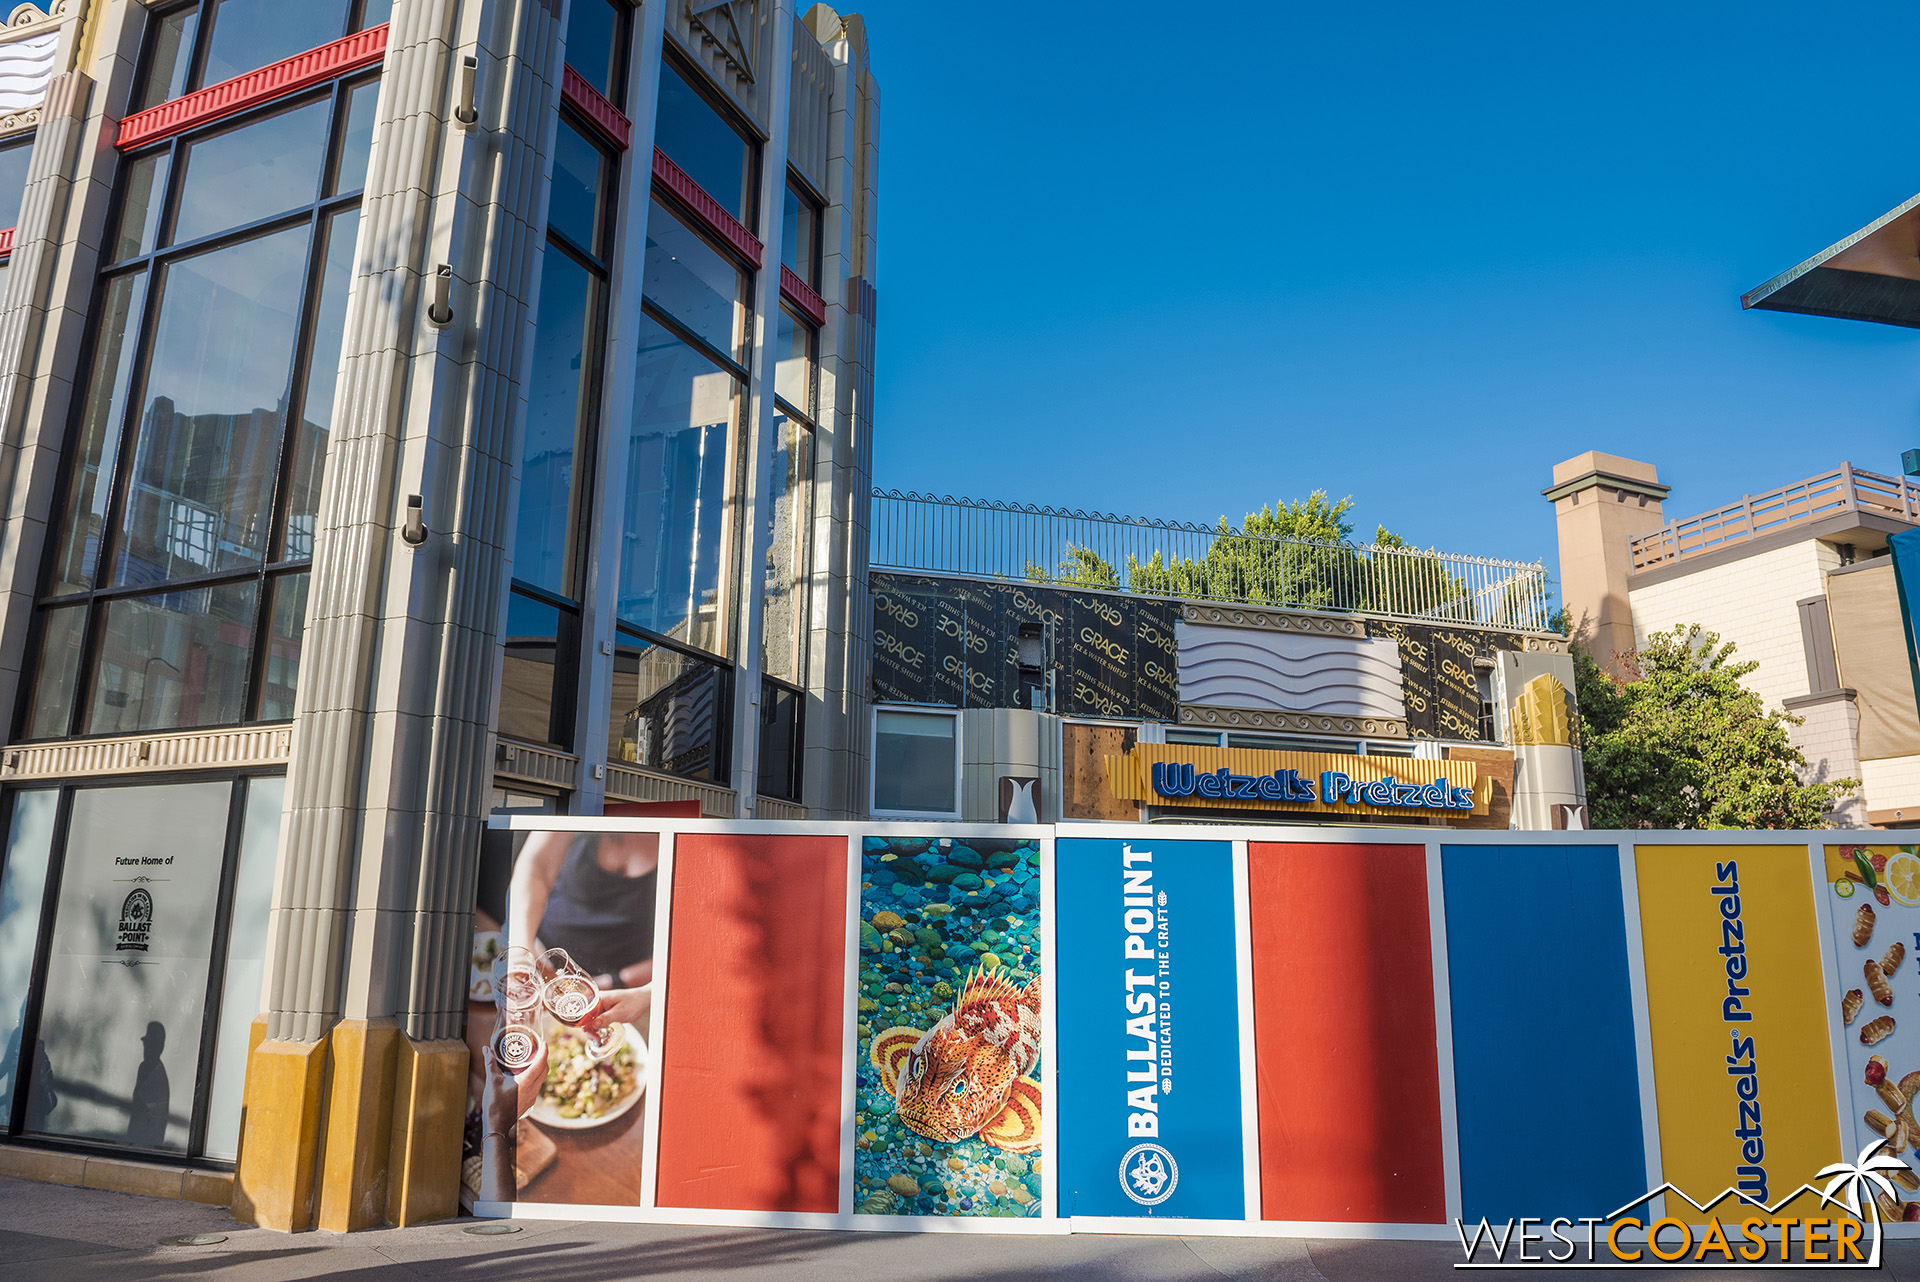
(1176, 622, 1405, 717)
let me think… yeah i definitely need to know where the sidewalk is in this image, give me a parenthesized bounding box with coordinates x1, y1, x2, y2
(1, 1174, 1915, 1281)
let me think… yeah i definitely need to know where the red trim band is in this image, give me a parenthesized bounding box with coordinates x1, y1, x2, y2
(0, 227, 14, 260)
(561, 63, 631, 150)
(780, 263, 826, 326)
(651, 147, 763, 267)
(118, 25, 389, 151)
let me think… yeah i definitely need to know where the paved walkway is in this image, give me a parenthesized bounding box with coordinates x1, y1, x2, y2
(3, 1175, 1917, 1280)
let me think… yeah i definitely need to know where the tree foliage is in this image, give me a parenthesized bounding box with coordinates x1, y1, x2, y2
(1572, 623, 1856, 829)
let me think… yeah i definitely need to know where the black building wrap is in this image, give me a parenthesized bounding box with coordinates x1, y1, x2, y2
(871, 573, 1177, 722)
(1368, 619, 1521, 742)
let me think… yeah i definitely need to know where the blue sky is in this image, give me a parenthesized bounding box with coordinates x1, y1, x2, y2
(854, 1, 1920, 572)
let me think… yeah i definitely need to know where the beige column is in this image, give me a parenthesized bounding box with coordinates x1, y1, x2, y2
(1543, 451, 1669, 676)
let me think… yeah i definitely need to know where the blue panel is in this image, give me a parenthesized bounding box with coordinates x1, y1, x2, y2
(1056, 837, 1244, 1218)
(1443, 844, 1646, 1222)
(1890, 527, 1920, 719)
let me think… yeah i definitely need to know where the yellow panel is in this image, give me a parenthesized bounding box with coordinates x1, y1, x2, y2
(1637, 845, 1840, 1217)
(1106, 744, 1483, 816)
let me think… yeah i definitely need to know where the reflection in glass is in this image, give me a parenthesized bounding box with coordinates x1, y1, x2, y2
(774, 307, 813, 417)
(202, 776, 283, 1161)
(564, 0, 623, 103)
(258, 572, 308, 720)
(757, 681, 801, 802)
(620, 315, 736, 652)
(87, 581, 258, 735)
(0, 137, 33, 231)
(110, 152, 170, 263)
(170, 99, 329, 246)
(0, 790, 56, 1128)
(548, 121, 606, 258)
(655, 64, 751, 224)
(329, 78, 380, 197)
(643, 199, 745, 363)
(30, 781, 232, 1153)
(497, 591, 575, 749)
(782, 183, 818, 287)
(24, 604, 85, 740)
(136, 8, 199, 110)
(281, 207, 359, 561)
(515, 248, 596, 598)
(607, 631, 727, 781)
(115, 225, 308, 586)
(51, 271, 148, 596)
(874, 711, 957, 814)
(201, 0, 352, 89)
(761, 414, 811, 683)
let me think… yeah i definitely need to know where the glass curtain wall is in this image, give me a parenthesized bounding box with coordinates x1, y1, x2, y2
(0, 777, 283, 1163)
(19, 0, 387, 743)
(600, 54, 762, 785)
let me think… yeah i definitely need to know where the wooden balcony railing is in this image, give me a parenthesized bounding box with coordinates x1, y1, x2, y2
(1628, 462, 1920, 572)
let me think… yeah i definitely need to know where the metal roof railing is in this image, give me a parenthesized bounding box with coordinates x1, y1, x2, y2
(869, 489, 1556, 633)
(1628, 462, 1920, 572)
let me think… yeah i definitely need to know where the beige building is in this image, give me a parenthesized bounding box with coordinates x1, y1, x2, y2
(1550, 453, 1920, 827)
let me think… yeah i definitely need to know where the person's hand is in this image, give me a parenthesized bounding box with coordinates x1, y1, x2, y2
(591, 983, 653, 1030)
(482, 1041, 547, 1136)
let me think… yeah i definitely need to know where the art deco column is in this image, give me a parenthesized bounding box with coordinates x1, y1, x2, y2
(235, 0, 564, 1232)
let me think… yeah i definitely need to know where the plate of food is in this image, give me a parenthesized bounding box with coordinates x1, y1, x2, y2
(470, 931, 504, 1002)
(527, 1021, 647, 1130)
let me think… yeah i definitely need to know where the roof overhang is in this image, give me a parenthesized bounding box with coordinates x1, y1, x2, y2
(1743, 193, 1920, 328)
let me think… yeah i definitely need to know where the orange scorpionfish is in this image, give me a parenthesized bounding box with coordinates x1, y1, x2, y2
(871, 967, 1043, 1152)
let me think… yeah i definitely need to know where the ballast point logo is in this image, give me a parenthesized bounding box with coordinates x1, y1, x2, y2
(1454, 1141, 1910, 1269)
(1120, 1142, 1177, 1206)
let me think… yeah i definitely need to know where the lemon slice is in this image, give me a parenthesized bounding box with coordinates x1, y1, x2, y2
(1887, 853, 1920, 907)
(1836, 878, 1857, 899)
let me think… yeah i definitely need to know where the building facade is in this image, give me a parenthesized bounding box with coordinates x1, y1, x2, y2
(0, 0, 878, 1230)
(1549, 450, 1920, 827)
(861, 491, 1590, 833)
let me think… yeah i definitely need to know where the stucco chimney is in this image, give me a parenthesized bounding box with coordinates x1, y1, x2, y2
(1544, 452, 1670, 676)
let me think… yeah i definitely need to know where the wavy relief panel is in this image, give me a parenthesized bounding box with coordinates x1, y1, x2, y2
(1176, 622, 1405, 718)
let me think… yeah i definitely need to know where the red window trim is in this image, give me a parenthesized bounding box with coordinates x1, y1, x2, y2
(0, 227, 14, 260)
(651, 147, 762, 268)
(560, 64, 631, 150)
(780, 264, 825, 327)
(117, 24, 390, 152)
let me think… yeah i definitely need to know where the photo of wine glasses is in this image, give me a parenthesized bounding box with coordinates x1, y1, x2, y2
(495, 946, 541, 1014)
(492, 1007, 540, 1071)
(539, 948, 598, 1025)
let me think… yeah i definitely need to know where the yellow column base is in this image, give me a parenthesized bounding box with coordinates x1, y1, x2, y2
(317, 1018, 402, 1232)
(387, 1036, 470, 1226)
(231, 1033, 329, 1231)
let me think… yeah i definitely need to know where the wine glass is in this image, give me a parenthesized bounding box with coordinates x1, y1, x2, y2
(492, 1006, 540, 1071)
(494, 946, 541, 1013)
(580, 1012, 624, 1064)
(540, 950, 597, 1025)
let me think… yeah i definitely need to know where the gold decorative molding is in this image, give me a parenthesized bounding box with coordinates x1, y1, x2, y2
(1177, 703, 1408, 741)
(1178, 602, 1366, 637)
(1, 724, 291, 779)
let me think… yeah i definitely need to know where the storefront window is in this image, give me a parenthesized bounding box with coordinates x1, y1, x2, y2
(620, 315, 738, 653)
(24, 59, 375, 741)
(0, 790, 57, 1127)
(201, 776, 282, 1161)
(607, 629, 729, 781)
(643, 198, 748, 364)
(498, 590, 577, 750)
(873, 709, 958, 817)
(654, 62, 754, 224)
(758, 680, 802, 802)
(28, 781, 232, 1153)
(0, 134, 34, 231)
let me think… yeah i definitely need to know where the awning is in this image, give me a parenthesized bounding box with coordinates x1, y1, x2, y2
(1743, 193, 1920, 328)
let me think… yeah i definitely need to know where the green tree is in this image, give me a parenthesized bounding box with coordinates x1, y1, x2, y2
(1573, 623, 1857, 829)
(1025, 542, 1120, 589)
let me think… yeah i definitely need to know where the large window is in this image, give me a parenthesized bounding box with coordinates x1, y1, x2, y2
(562, 0, 628, 106)
(0, 132, 34, 232)
(872, 708, 960, 818)
(1, 777, 282, 1163)
(654, 60, 756, 225)
(135, 0, 391, 111)
(781, 178, 820, 288)
(607, 628, 730, 782)
(22, 33, 379, 742)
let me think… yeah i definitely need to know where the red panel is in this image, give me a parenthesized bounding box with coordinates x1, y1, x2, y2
(117, 25, 389, 151)
(652, 147, 764, 267)
(655, 832, 846, 1212)
(780, 263, 827, 326)
(1248, 842, 1447, 1224)
(561, 63, 631, 150)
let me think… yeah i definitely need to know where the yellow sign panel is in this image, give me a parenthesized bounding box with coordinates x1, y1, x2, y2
(1636, 845, 1839, 1217)
(1107, 743, 1487, 817)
